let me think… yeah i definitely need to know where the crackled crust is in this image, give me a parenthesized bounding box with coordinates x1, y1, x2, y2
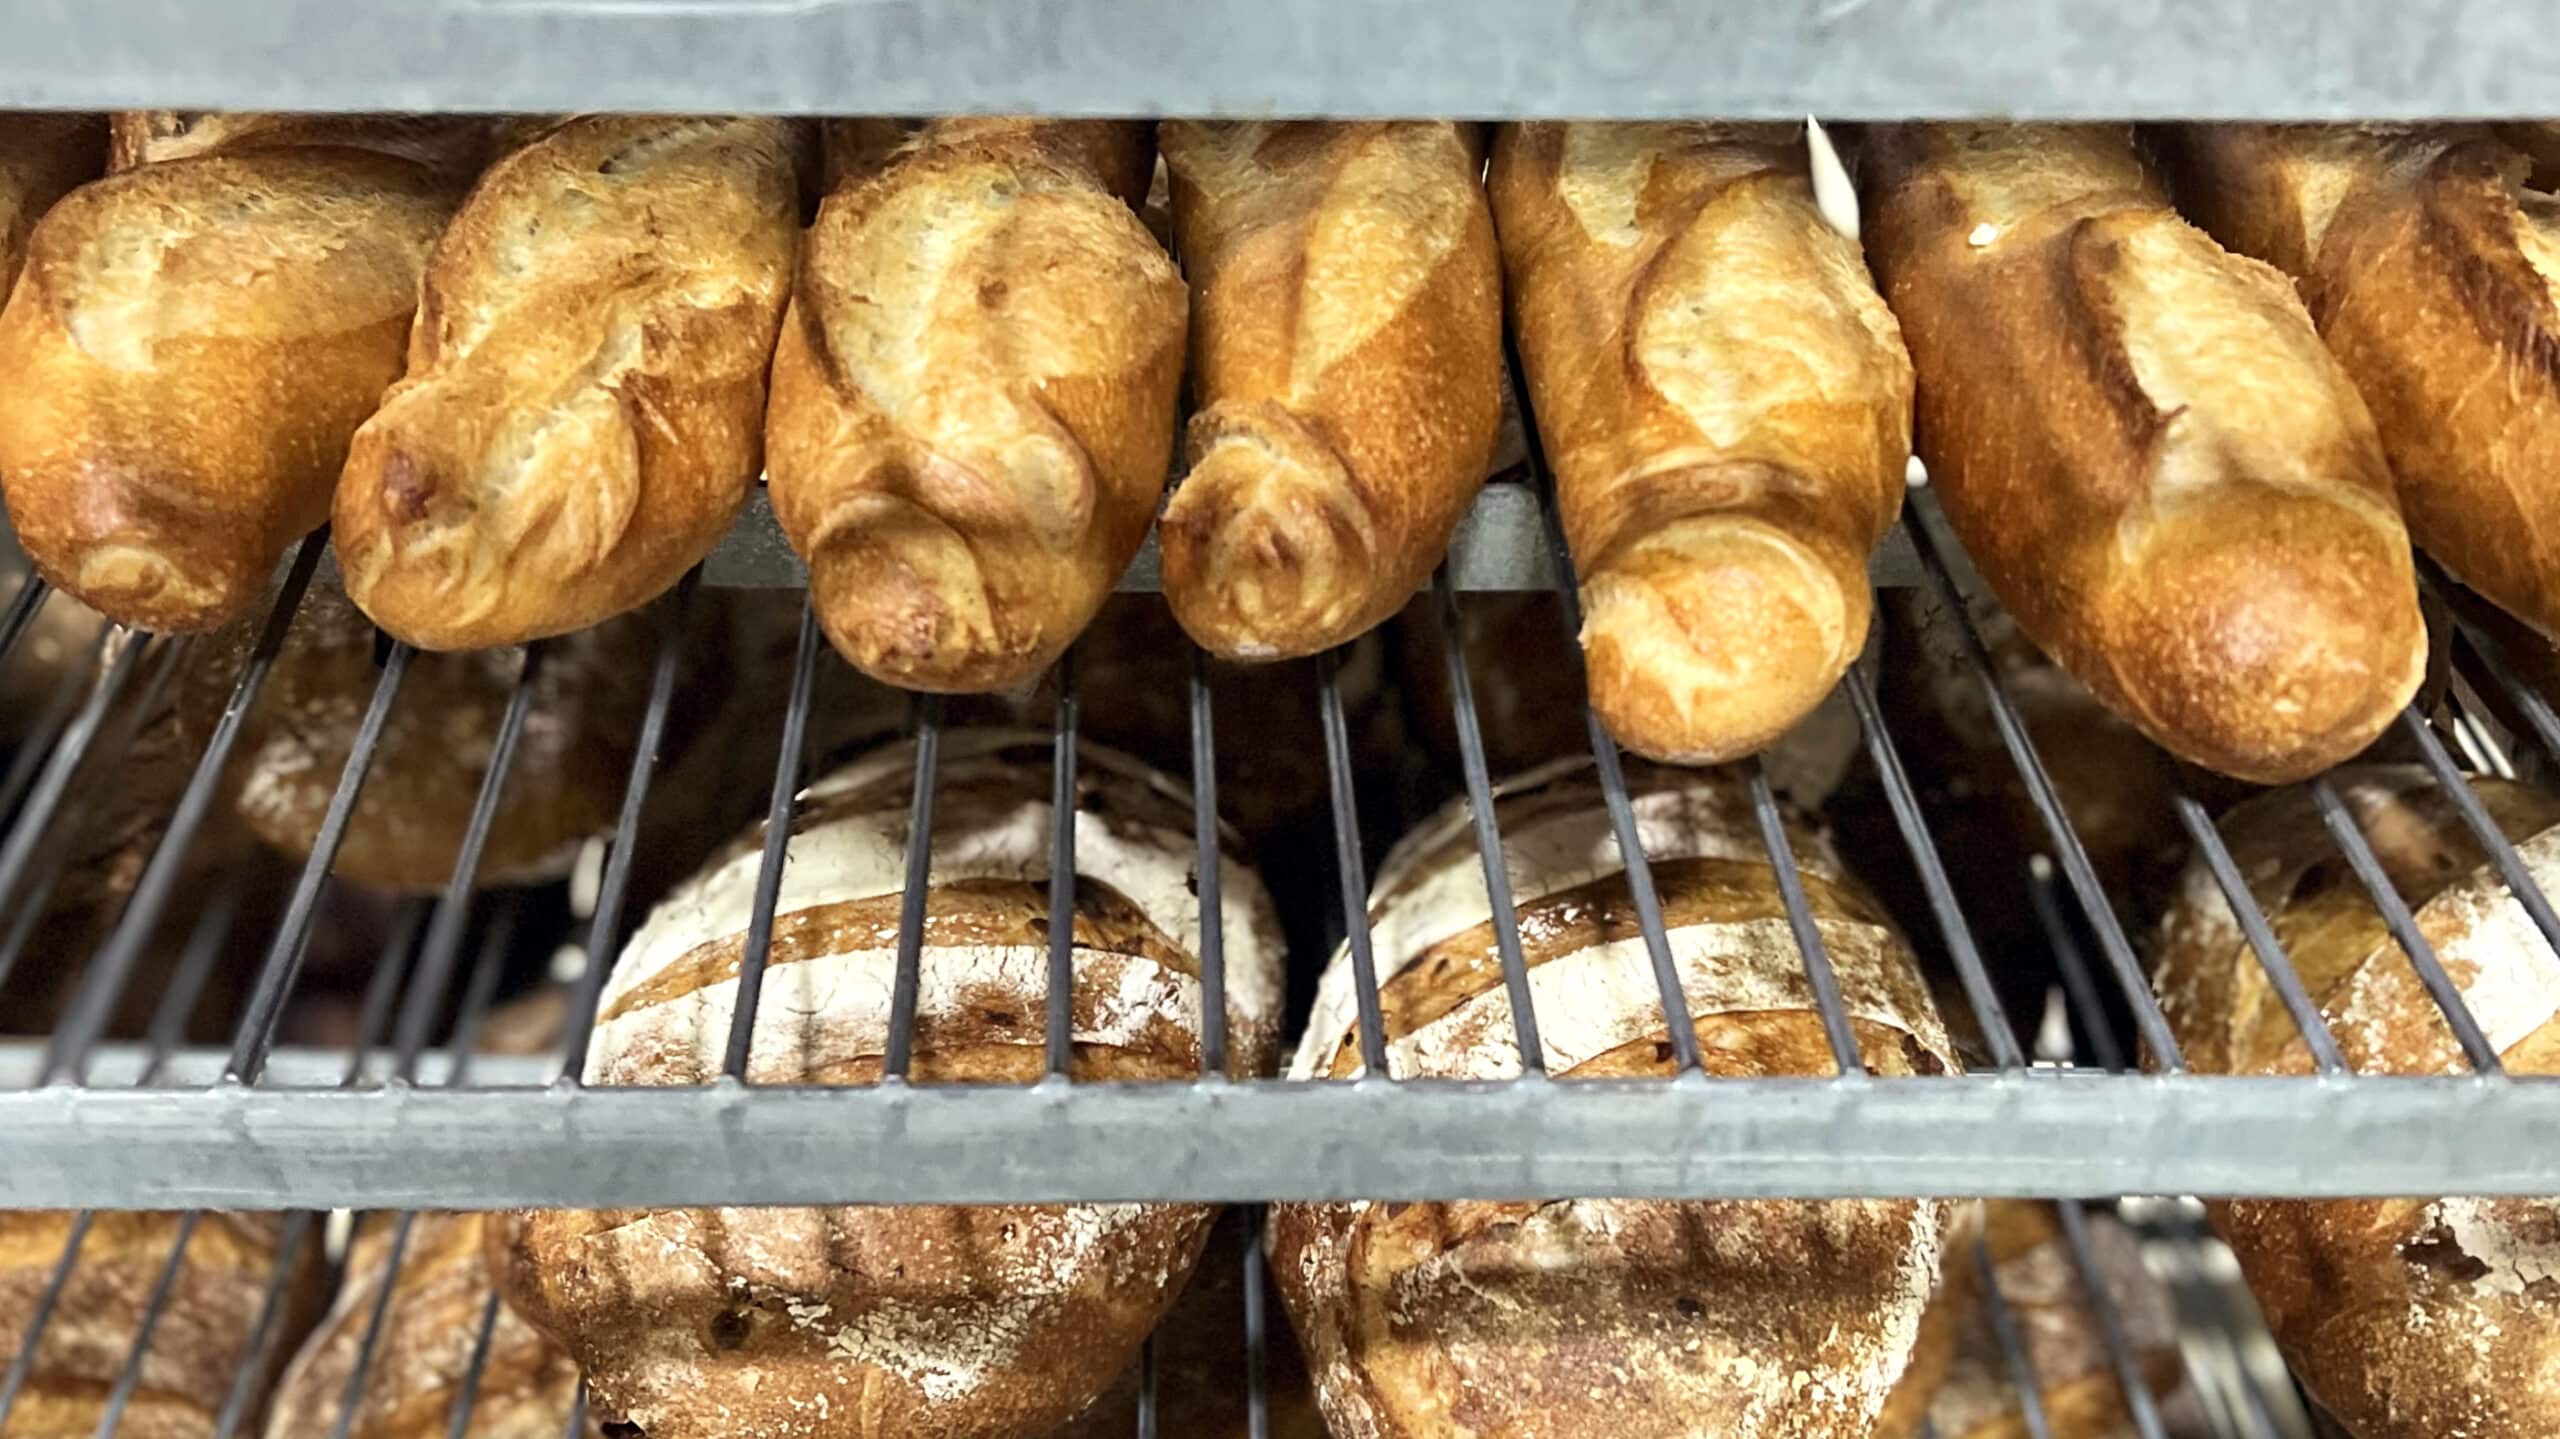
(2152, 766, 2560, 1438)
(333, 116, 805, 649)
(1861, 123, 2423, 784)
(1156, 121, 1502, 660)
(1489, 122, 1911, 765)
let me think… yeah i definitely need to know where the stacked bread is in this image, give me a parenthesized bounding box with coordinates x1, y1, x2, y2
(1273, 758, 1963, 1438)
(489, 730, 1284, 1439)
(2152, 767, 2560, 1438)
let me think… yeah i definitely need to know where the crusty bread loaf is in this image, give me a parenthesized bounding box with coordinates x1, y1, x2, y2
(1156, 121, 1502, 660)
(2152, 766, 2560, 1438)
(333, 116, 807, 650)
(1272, 758, 1961, 1439)
(489, 730, 1285, 1439)
(1489, 122, 1912, 765)
(0, 115, 104, 299)
(0, 134, 466, 633)
(765, 120, 1186, 692)
(178, 577, 671, 894)
(1860, 123, 2425, 784)
(265, 1214, 581, 1439)
(108, 113, 494, 182)
(1927, 1204, 2202, 1439)
(2162, 124, 2560, 642)
(0, 1211, 319, 1439)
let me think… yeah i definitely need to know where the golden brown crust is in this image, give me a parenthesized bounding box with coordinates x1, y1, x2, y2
(1861, 123, 2425, 784)
(765, 120, 1186, 693)
(0, 114, 104, 301)
(2166, 123, 2560, 642)
(178, 578, 665, 894)
(1488, 122, 1911, 765)
(0, 1211, 318, 1439)
(332, 116, 805, 650)
(264, 1214, 581, 1439)
(107, 113, 496, 182)
(2151, 766, 2560, 1438)
(1157, 121, 1502, 659)
(0, 142, 464, 633)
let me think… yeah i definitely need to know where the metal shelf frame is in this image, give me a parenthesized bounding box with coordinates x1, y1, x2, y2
(2, 0, 2558, 121)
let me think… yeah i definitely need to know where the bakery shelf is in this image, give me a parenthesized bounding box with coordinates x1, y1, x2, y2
(2, 0, 2557, 121)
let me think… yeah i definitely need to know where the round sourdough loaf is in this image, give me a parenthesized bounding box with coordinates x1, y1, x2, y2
(488, 730, 1283, 1439)
(1269, 758, 1962, 1439)
(2152, 767, 2560, 1439)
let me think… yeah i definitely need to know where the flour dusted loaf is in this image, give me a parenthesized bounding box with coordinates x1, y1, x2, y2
(0, 117, 473, 632)
(335, 116, 807, 650)
(766, 120, 1186, 692)
(2151, 766, 2560, 1438)
(488, 729, 1284, 1439)
(1157, 121, 1502, 660)
(1271, 758, 1961, 1439)
(1861, 124, 2425, 784)
(0, 115, 103, 297)
(265, 1214, 581, 1439)
(1489, 123, 1912, 765)
(0, 1211, 319, 1439)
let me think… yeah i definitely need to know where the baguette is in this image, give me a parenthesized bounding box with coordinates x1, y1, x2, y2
(1488, 122, 1912, 764)
(0, 129, 469, 633)
(2151, 766, 2560, 1439)
(1157, 121, 1502, 659)
(1860, 124, 2425, 784)
(489, 730, 1285, 1439)
(765, 119, 1186, 692)
(0, 115, 104, 298)
(108, 112, 494, 181)
(332, 116, 806, 649)
(2161, 123, 2560, 639)
(1272, 758, 1961, 1439)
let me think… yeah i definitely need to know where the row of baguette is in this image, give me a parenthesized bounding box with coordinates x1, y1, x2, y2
(8, 115, 2560, 783)
(11, 717, 2553, 1439)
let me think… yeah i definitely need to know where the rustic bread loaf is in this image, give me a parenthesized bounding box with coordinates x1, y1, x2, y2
(2162, 123, 2560, 641)
(1271, 758, 1962, 1439)
(1156, 121, 1502, 660)
(333, 116, 807, 650)
(0, 1211, 319, 1439)
(1860, 123, 2425, 784)
(0, 131, 467, 632)
(107, 113, 494, 182)
(2151, 766, 2560, 1438)
(0, 115, 104, 298)
(765, 120, 1186, 692)
(488, 730, 1285, 1439)
(1489, 122, 1912, 765)
(265, 1214, 582, 1439)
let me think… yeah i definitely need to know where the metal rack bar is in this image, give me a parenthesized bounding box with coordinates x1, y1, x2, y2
(1047, 647, 1081, 1080)
(1242, 1207, 1272, 1439)
(1134, 1335, 1158, 1439)
(882, 696, 944, 1084)
(0, 620, 104, 826)
(1188, 649, 1230, 1081)
(0, 574, 48, 664)
(723, 601, 824, 1083)
(2307, 778, 2504, 1073)
(0, 625, 152, 919)
(1429, 567, 1543, 1075)
(208, 1211, 321, 1439)
(1974, 1235, 2061, 1439)
(2032, 860, 2127, 1073)
(2052, 1201, 2172, 1439)
(2166, 792, 2350, 1077)
(2397, 706, 2560, 962)
(1746, 760, 1863, 1077)
(1318, 645, 1392, 1079)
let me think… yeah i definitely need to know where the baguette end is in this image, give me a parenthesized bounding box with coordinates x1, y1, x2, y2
(1159, 419, 1385, 662)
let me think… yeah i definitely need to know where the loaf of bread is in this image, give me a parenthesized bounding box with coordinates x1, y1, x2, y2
(1860, 124, 2426, 784)
(0, 115, 104, 298)
(265, 1213, 581, 1439)
(179, 577, 673, 894)
(1488, 122, 1912, 765)
(2161, 124, 2560, 641)
(0, 124, 471, 633)
(488, 730, 1285, 1439)
(0, 1211, 319, 1439)
(107, 113, 494, 182)
(1271, 758, 1961, 1438)
(1155, 121, 1502, 659)
(333, 116, 807, 650)
(765, 120, 1186, 692)
(2152, 766, 2560, 1438)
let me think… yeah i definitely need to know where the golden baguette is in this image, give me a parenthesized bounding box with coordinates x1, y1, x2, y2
(0, 115, 104, 298)
(2161, 123, 2560, 640)
(1489, 122, 1912, 764)
(765, 119, 1185, 693)
(1158, 121, 1502, 660)
(332, 116, 806, 649)
(0, 126, 470, 633)
(1861, 123, 2424, 784)
(108, 112, 495, 182)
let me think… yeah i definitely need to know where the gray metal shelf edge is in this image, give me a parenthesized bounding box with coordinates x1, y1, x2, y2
(6, 1073, 2557, 1209)
(4, 0, 2559, 119)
